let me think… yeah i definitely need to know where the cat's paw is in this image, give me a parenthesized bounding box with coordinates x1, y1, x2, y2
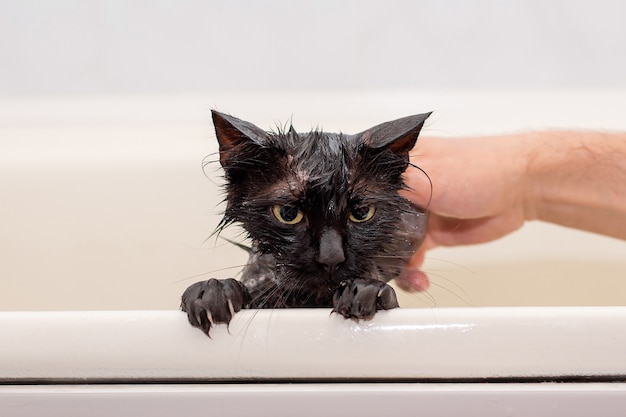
(331, 278, 399, 320)
(181, 278, 251, 336)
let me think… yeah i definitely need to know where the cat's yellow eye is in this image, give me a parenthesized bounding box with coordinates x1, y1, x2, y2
(272, 205, 304, 225)
(349, 205, 376, 223)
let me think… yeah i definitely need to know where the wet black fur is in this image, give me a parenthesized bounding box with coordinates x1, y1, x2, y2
(181, 111, 430, 335)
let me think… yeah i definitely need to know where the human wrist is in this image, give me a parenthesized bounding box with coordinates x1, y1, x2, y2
(519, 131, 553, 222)
(520, 130, 626, 238)
(521, 130, 587, 224)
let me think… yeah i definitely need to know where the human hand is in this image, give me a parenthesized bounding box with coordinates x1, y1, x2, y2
(395, 129, 626, 292)
(396, 135, 530, 291)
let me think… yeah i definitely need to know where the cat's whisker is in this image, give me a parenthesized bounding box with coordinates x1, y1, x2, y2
(201, 153, 224, 186)
(372, 252, 417, 259)
(398, 271, 473, 308)
(426, 271, 474, 306)
(170, 263, 251, 284)
(422, 256, 476, 275)
(295, 283, 315, 306)
(234, 308, 263, 357)
(250, 281, 283, 308)
(274, 287, 294, 309)
(400, 283, 439, 307)
(406, 160, 433, 209)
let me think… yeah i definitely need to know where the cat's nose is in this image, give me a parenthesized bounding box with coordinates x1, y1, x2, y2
(317, 228, 345, 272)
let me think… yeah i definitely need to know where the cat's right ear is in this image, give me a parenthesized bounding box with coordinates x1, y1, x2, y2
(212, 111, 269, 166)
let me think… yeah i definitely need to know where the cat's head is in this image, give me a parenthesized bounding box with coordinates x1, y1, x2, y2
(212, 110, 430, 299)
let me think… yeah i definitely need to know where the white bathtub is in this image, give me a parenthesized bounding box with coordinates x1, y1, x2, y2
(2, 308, 626, 416)
(1, 91, 625, 415)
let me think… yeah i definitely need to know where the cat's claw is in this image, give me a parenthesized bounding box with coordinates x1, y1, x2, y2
(331, 278, 399, 321)
(181, 278, 251, 336)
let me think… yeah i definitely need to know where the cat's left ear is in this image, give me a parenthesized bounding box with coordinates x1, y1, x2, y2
(358, 112, 432, 155)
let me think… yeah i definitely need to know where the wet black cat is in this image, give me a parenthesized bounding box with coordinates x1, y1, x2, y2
(181, 111, 430, 336)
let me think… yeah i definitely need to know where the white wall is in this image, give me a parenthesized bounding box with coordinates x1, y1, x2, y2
(2, 0, 626, 96)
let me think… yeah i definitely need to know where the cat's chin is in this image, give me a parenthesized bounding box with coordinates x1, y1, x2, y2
(280, 268, 339, 289)
(297, 272, 336, 288)
(302, 272, 355, 294)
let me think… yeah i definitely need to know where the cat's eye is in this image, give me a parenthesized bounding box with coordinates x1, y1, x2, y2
(349, 205, 376, 223)
(272, 205, 304, 225)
